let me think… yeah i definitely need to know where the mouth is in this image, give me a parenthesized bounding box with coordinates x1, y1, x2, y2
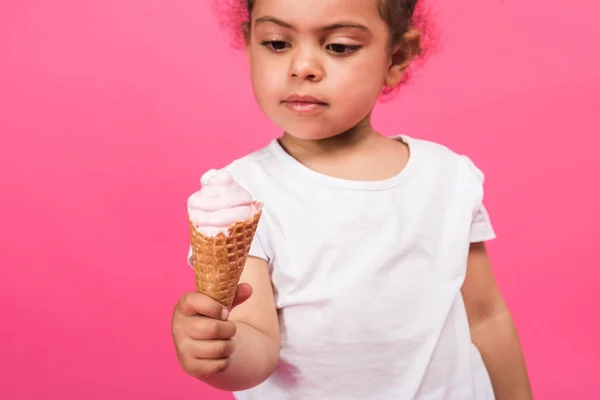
(283, 94, 328, 114)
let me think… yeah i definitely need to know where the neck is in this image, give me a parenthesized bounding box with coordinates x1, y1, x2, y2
(279, 114, 379, 159)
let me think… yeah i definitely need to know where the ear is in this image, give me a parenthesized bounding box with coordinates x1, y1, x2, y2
(385, 29, 422, 88)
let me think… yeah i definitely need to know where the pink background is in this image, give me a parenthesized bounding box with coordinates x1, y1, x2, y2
(1, 0, 598, 399)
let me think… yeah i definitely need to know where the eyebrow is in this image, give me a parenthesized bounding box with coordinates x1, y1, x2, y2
(254, 16, 370, 33)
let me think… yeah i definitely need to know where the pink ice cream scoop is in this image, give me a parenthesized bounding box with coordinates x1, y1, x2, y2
(187, 169, 259, 237)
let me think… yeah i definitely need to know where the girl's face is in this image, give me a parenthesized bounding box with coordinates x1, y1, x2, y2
(246, 0, 405, 140)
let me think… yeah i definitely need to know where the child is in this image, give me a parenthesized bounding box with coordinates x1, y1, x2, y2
(171, 0, 533, 398)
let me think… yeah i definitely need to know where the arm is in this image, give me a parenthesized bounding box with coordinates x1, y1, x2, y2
(203, 256, 281, 392)
(461, 242, 533, 400)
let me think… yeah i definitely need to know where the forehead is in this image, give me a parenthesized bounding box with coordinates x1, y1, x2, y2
(252, 0, 382, 28)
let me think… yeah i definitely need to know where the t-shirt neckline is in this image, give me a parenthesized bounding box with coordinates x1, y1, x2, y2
(269, 134, 416, 191)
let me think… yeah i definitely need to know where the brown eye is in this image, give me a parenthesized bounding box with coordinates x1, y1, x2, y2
(326, 43, 361, 55)
(261, 41, 290, 52)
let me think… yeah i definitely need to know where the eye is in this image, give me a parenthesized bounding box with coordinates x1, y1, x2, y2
(260, 40, 291, 52)
(326, 43, 361, 55)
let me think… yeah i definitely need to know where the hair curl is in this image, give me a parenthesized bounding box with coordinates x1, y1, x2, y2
(212, 0, 437, 95)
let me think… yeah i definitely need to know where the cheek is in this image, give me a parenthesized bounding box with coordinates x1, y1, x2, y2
(250, 57, 284, 100)
(330, 59, 387, 107)
(335, 53, 388, 89)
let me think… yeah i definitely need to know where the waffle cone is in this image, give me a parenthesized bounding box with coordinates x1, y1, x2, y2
(188, 203, 262, 309)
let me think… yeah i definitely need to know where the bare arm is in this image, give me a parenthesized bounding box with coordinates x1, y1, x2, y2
(461, 242, 533, 400)
(203, 256, 281, 391)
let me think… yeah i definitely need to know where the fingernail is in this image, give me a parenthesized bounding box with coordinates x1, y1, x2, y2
(221, 308, 229, 320)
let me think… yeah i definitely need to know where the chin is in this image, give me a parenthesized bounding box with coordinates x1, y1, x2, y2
(272, 115, 358, 141)
(279, 123, 346, 141)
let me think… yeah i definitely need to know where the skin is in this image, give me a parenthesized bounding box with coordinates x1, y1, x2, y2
(245, 0, 418, 179)
(171, 0, 533, 397)
(462, 243, 533, 399)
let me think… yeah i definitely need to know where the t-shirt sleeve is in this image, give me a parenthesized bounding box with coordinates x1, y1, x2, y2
(470, 204, 496, 243)
(461, 155, 497, 243)
(248, 223, 269, 262)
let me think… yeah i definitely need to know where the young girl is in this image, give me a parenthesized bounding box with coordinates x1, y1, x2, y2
(171, 0, 533, 398)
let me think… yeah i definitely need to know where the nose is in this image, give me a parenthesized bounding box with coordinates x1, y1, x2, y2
(289, 49, 324, 82)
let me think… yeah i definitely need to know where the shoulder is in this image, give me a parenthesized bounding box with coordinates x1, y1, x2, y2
(225, 141, 277, 171)
(219, 140, 280, 198)
(405, 135, 486, 186)
(404, 135, 489, 212)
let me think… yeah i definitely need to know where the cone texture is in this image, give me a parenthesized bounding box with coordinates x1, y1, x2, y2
(188, 205, 262, 308)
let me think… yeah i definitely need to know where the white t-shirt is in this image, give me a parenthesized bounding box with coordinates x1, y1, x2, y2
(190, 135, 496, 399)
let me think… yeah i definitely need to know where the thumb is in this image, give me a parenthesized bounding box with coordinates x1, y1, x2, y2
(230, 283, 253, 310)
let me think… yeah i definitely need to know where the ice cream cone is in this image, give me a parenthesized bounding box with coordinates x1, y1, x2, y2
(188, 203, 262, 308)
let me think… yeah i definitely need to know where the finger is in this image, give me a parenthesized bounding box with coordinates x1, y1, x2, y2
(189, 339, 236, 360)
(188, 316, 237, 340)
(189, 358, 231, 379)
(177, 292, 228, 320)
(231, 283, 253, 309)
